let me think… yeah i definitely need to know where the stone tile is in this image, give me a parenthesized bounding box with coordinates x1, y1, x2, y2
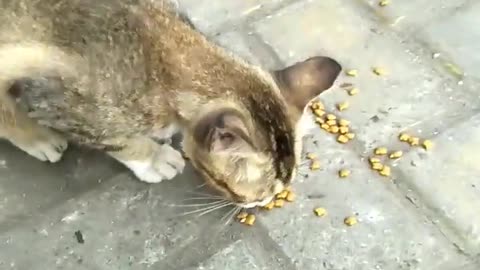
(257, 136, 472, 269)
(418, 2, 480, 80)
(252, 0, 480, 154)
(194, 240, 261, 270)
(177, 0, 289, 34)
(361, 0, 468, 32)
(395, 113, 480, 254)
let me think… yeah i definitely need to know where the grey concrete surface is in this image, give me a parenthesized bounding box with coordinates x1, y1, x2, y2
(1, 0, 480, 269)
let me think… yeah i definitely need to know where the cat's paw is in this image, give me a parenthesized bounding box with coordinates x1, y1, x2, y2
(126, 144, 185, 183)
(13, 131, 68, 163)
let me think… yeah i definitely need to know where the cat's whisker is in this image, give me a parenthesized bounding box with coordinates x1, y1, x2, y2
(179, 196, 224, 201)
(178, 201, 231, 217)
(196, 202, 233, 217)
(220, 206, 237, 223)
(171, 200, 227, 208)
(223, 206, 241, 226)
(194, 182, 208, 189)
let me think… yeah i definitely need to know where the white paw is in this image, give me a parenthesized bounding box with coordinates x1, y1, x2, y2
(125, 144, 185, 183)
(15, 133, 68, 163)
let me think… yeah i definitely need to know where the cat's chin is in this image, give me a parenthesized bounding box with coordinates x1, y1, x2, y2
(237, 196, 274, 209)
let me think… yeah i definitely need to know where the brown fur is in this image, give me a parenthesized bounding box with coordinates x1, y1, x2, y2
(0, 0, 341, 206)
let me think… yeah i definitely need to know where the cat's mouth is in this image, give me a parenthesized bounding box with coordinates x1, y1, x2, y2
(237, 196, 274, 209)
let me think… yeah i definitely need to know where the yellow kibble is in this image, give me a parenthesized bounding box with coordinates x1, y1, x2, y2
(344, 216, 358, 226)
(373, 67, 386, 76)
(346, 69, 358, 77)
(314, 109, 326, 117)
(276, 190, 289, 199)
(339, 169, 351, 178)
(389, 150, 403, 159)
(236, 212, 248, 220)
(374, 147, 388, 155)
(314, 207, 327, 217)
(329, 125, 340, 134)
(326, 114, 337, 120)
(408, 137, 420, 146)
(310, 102, 323, 110)
(315, 117, 325, 124)
(379, 165, 391, 177)
(339, 126, 349, 134)
(274, 199, 285, 208)
(337, 101, 350, 111)
(399, 133, 411, 142)
(310, 160, 321, 170)
(371, 162, 384, 171)
(326, 119, 337, 126)
(239, 218, 246, 223)
(263, 201, 275, 210)
(286, 192, 296, 202)
(321, 123, 330, 131)
(348, 87, 359, 96)
(245, 214, 256, 226)
(345, 133, 355, 140)
(369, 157, 381, 164)
(337, 134, 349, 144)
(422, 139, 434, 150)
(339, 119, 350, 126)
(306, 153, 317, 160)
(379, 0, 389, 7)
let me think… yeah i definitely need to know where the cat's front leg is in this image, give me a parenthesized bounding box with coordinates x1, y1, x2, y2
(106, 136, 185, 183)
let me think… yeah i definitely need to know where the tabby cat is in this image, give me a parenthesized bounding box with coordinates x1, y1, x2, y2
(0, 0, 341, 208)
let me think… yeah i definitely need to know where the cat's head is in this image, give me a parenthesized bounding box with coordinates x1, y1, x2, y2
(183, 56, 341, 208)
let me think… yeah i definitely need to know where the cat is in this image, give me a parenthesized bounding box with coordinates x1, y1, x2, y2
(0, 0, 341, 208)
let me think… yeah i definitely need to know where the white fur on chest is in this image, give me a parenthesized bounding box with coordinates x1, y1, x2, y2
(150, 123, 181, 141)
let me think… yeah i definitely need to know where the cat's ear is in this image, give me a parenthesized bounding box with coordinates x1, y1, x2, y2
(273, 56, 341, 112)
(194, 109, 254, 154)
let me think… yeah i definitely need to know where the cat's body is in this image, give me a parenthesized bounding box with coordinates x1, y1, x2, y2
(0, 0, 341, 207)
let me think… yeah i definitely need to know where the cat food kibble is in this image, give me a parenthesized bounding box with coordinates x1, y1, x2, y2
(389, 150, 403, 159)
(422, 139, 433, 150)
(339, 169, 351, 178)
(348, 88, 359, 96)
(337, 134, 349, 144)
(326, 119, 337, 126)
(374, 147, 388, 155)
(286, 192, 296, 202)
(372, 67, 386, 76)
(369, 157, 381, 164)
(326, 114, 337, 120)
(315, 117, 325, 124)
(310, 101, 325, 110)
(314, 109, 325, 117)
(245, 214, 256, 226)
(321, 124, 330, 131)
(345, 133, 355, 140)
(379, 165, 391, 177)
(274, 199, 285, 208)
(310, 160, 321, 170)
(314, 207, 327, 217)
(263, 201, 275, 210)
(306, 153, 317, 160)
(379, 0, 389, 7)
(371, 162, 384, 171)
(237, 212, 248, 220)
(329, 125, 340, 134)
(344, 216, 358, 226)
(346, 69, 358, 77)
(339, 126, 349, 134)
(337, 101, 349, 111)
(408, 137, 420, 146)
(276, 190, 289, 200)
(339, 119, 350, 126)
(399, 133, 411, 142)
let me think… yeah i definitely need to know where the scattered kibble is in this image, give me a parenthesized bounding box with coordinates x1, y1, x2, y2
(326, 114, 337, 120)
(321, 123, 330, 131)
(348, 87, 359, 96)
(374, 147, 388, 155)
(339, 126, 349, 134)
(399, 133, 411, 142)
(237, 212, 248, 220)
(274, 199, 285, 208)
(326, 119, 337, 126)
(371, 162, 384, 171)
(315, 117, 325, 124)
(344, 216, 358, 226)
(339, 169, 351, 178)
(337, 101, 350, 111)
(263, 201, 275, 210)
(345, 133, 355, 140)
(306, 153, 317, 160)
(337, 134, 349, 144)
(379, 0, 389, 7)
(240, 217, 246, 223)
(314, 109, 326, 117)
(369, 157, 381, 164)
(314, 207, 327, 217)
(379, 165, 391, 177)
(286, 192, 296, 202)
(329, 125, 340, 134)
(339, 119, 350, 126)
(422, 139, 433, 150)
(310, 102, 324, 110)
(245, 214, 256, 226)
(373, 67, 386, 76)
(310, 160, 321, 170)
(408, 137, 420, 146)
(276, 190, 289, 200)
(346, 69, 358, 77)
(389, 150, 403, 159)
